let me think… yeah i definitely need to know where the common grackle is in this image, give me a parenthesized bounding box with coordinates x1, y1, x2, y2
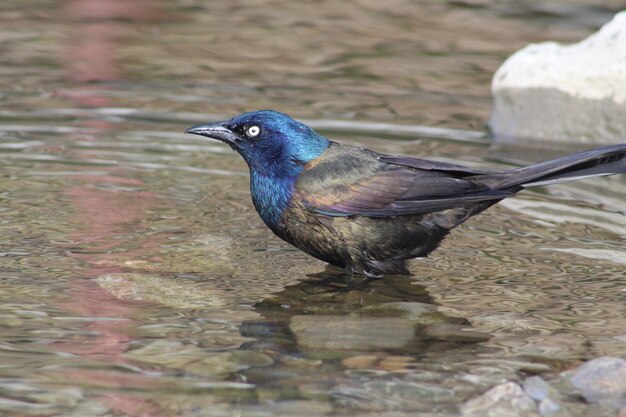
(186, 110, 626, 277)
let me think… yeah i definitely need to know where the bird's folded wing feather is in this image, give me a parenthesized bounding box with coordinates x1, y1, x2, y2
(379, 155, 490, 175)
(298, 149, 511, 218)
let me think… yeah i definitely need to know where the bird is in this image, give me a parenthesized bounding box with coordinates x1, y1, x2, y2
(186, 110, 626, 277)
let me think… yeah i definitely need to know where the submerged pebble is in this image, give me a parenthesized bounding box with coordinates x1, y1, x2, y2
(522, 376, 565, 417)
(123, 340, 273, 378)
(331, 379, 457, 411)
(569, 356, 626, 409)
(460, 382, 539, 417)
(522, 376, 560, 402)
(289, 315, 418, 350)
(97, 273, 227, 309)
(362, 301, 466, 325)
(423, 324, 491, 343)
(537, 397, 563, 417)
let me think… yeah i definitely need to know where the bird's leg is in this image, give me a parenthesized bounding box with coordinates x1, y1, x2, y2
(303, 269, 379, 293)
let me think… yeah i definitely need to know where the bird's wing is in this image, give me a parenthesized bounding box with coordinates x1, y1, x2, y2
(379, 155, 490, 175)
(297, 145, 511, 218)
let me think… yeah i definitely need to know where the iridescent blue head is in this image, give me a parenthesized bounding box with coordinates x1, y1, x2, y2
(186, 110, 329, 177)
(186, 110, 330, 227)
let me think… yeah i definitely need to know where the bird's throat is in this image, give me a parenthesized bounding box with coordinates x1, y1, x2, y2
(250, 171, 298, 230)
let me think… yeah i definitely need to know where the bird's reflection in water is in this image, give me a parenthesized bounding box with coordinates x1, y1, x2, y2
(257, 270, 434, 310)
(242, 272, 427, 351)
(241, 270, 490, 353)
(237, 272, 493, 394)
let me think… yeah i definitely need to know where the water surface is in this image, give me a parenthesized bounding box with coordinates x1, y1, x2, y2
(0, 1, 625, 416)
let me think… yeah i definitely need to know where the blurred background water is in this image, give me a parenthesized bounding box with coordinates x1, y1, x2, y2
(0, 1, 625, 416)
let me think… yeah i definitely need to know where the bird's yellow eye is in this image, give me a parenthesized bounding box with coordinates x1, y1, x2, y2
(246, 125, 260, 138)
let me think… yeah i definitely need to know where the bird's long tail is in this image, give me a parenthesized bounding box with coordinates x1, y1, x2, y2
(479, 144, 626, 190)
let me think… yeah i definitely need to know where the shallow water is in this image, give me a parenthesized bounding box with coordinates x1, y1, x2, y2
(1, 1, 625, 416)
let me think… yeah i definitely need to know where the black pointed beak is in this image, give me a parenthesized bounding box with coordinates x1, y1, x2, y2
(185, 122, 239, 144)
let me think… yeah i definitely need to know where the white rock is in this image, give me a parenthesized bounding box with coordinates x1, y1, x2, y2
(490, 11, 626, 145)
